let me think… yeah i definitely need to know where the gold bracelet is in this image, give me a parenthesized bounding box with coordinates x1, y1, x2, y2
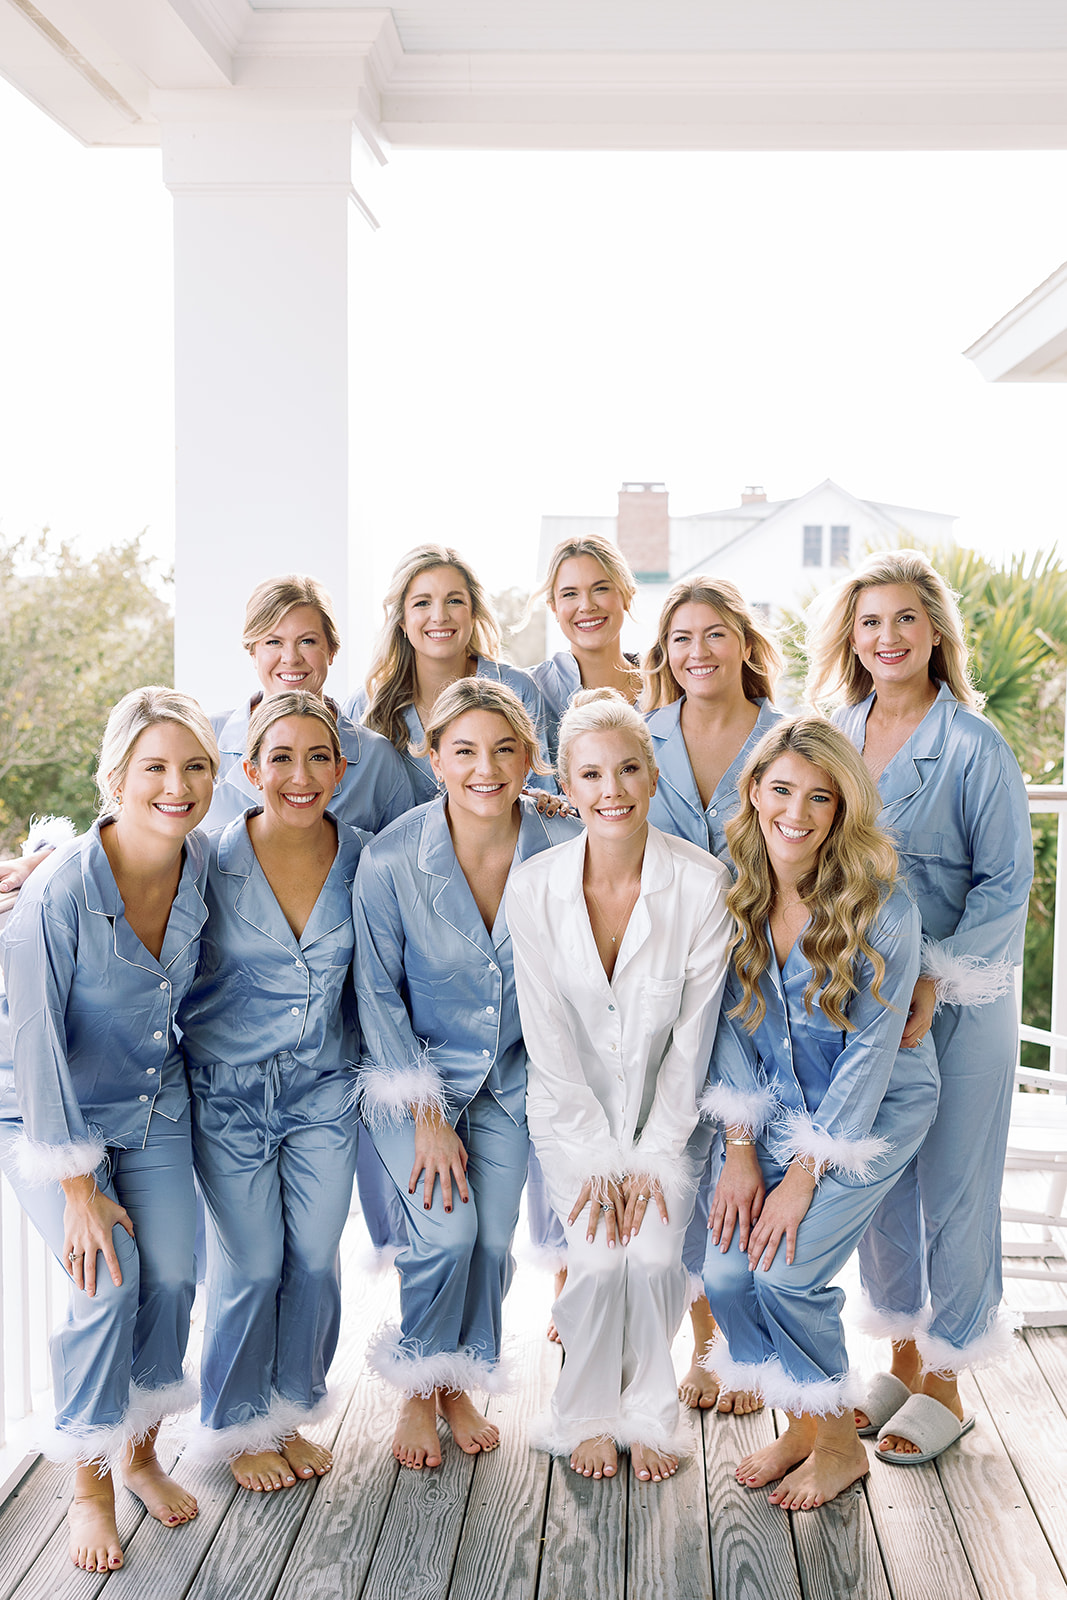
(725, 1136, 755, 1146)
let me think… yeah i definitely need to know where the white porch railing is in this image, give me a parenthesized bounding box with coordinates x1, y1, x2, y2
(0, 784, 1065, 1462)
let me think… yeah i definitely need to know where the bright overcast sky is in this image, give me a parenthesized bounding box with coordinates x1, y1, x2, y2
(2, 73, 1067, 601)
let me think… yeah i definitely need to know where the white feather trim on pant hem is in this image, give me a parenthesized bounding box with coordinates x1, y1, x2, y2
(920, 939, 1015, 1010)
(182, 1389, 337, 1464)
(530, 1409, 693, 1459)
(852, 1298, 931, 1342)
(357, 1058, 448, 1132)
(916, 1309, 1019, 1376)
(702, 1336, 864, 1417)
(41, 1374, 199, 1476)
(366, 1324, 512, 1397)
(686, 1271, 705, 1308)
(773, 1111, 890, 1181)
(12, 1131, 107, 1187)
(698, 1081, 778, 1135)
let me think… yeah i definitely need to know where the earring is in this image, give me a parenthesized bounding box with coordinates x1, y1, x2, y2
(933, 635, 941, 646)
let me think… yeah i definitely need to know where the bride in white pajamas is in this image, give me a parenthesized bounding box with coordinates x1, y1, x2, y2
(507, 689, 732, 1483)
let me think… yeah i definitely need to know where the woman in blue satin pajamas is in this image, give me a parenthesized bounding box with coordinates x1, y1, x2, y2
(0, 687, 218, 1574)
(206, 572, 412, 1266)
(701, 716, 938, 1509)
(179, 690, 364, 1492)
(642, 576, 784, 1413)
(353, 678, 579, 1470)
(808, 548, 1033, 1460)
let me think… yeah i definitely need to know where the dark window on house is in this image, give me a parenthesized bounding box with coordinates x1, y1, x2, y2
(802, 525, 823, 567)
(830, 525, 851, 565)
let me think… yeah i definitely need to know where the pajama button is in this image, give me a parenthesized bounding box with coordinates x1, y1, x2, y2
(488, 964, 497, 973)
(146, 1068, 156, 1075)
(159, 981, 168, 990)
(153, 1030, 163, 1040)
(138, 1094, 148, 1102)
(291, 1007, 300, 1015)
(608, 1004, 615, 1011)
(610, 1043, 617, 1051)
(485, 1006, 495, 1014)
(482, 1049, 490, 1057)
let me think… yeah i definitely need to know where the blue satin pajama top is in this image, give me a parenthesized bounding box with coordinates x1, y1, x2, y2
(646, 697, 782, 865)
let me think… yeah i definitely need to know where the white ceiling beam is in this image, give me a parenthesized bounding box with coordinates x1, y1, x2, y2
(965, 263, 1067, 383)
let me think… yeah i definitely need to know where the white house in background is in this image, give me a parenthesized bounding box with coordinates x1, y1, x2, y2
(538, 480, 956, 654)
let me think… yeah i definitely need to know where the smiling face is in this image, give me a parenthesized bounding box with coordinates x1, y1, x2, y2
(666, 602, 749, 705)
(563, 727, 656, 842)
(429, 708, 528, 822)
(242, 715, 347, 829)
(114, 722, 214, 840)
(850, 583, 940, 695)
(751, 752, 839, 882)
(251, 605, 335, 698)
(402, 564, 475, 666)
(552, 555, 627, 655)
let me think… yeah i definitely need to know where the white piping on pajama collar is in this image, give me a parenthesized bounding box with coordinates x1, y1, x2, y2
(704, 1334, 866, 1418)
(40, 1374, 198, 1477)
(366, 1324, 514, 1397)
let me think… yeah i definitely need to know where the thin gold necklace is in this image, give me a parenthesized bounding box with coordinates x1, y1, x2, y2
(586, 879, 640, 944)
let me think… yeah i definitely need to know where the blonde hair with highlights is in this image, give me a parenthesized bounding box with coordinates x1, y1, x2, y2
(96, 687, 220, 818)
(245, 691, 343, 770)
(556, 688, 656, 790)
(806, 549, 977, 708)
(421, 678, 549, 775)
(725, 716, 898, 1033)
(642, 577, 782, 711)
(537, 534, 637, 615)
(363, 545, 503, 752)
(240, 574, 341, 658)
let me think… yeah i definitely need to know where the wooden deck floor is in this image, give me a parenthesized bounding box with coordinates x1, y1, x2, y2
(3, 1195, 1067, 1600)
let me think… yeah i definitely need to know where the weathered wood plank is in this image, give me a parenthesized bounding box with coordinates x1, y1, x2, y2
(447, 1331, 557, 1600)
(704, 1406, 801, 1600)
(0, 1459, 74, 1600)
(359, 1427, 477, 1600)
(3, 1454, 151, 1600)
(627, 1417, 711, 1600)
(537, 1457, 627, 1600)
(861, 1437, 980, 1600)
(789, 1426, 891, 1600)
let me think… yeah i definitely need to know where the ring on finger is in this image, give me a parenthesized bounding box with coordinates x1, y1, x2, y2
(599, 1201, 614, 1212)
(637, 1193, 650, 1202)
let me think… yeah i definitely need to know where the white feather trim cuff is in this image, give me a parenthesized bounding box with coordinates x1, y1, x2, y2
(42, 1375, 198, 1476)
(703, 1336, 864, 1417)
(23, 815, 76, 855)
(182, 1389, 337, 1464)
(774, 1111, 890, 1182)
(13, 1132, 107, 1187)
(358, 1059, 448, 1131)
(366, 1323, 512, 1397)
(699, 1081, 778, 1135)
(624, 1149, 697, 1201)
(920, 939, 1015, 1011)
(853, 1298, 931, 1342)
(916, 1308, 1019, 1376)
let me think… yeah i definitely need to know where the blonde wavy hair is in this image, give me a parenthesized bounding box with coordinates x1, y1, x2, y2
(725, 715, 898, 1033)
(421, 678, 549, 775)
(806, 548, 977, 708)
(642, 577, 782, 711)
(557, 687, 655, 789)
(535, 533, 637, 615)
(363, 545, 503, 752)
(96, 687, 219, 818)
(245, 690, 342, 769)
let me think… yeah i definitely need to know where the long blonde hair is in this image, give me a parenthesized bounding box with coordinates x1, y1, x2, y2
(806, 549, 977, 708)
(726, 716, 898, 1032)
(363, 545, 502, 752)
(642, 577, 782, 711)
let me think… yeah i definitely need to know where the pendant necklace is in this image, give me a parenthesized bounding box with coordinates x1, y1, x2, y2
(587, 879, 640, 944)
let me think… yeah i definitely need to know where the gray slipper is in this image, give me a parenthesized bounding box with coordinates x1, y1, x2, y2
(876, 1394, 975, 1465)
(856, 1372, 911, 1437)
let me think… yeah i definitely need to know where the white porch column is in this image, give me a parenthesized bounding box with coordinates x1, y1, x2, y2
(162, 116, 382, 711)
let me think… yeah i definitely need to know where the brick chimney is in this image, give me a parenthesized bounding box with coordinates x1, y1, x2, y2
(617, 482, 669, 579)
(741, 485, 767, 504)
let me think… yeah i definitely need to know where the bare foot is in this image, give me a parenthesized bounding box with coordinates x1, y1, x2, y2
(878, 1371, 964, 1458)
(123, 1452, 198, 1525)
(548, 1265, 568, 1344)
(770, 1437, 869, 1510)
(570, 1436, 617, 1479)
(229, 1449, 297, 1491)
(69, 1469, 123, 1572)
(631, 1442, 678, 1482)
(437, 1388, 499, 1455)
(736, 1418, 816, 1488)
(717, 1389, 764, 1416)
(280, 1431, 332, 1479)
(679, 1360, 720, 1410)
(393, 1394, 443, 1470)
(855, 1338, 922, 1432)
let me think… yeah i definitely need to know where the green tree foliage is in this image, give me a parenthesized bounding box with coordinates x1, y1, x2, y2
(0, 532, 174, 852)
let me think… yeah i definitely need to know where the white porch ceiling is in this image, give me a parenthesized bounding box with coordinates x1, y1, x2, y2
(3, 0, 1067, 150)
